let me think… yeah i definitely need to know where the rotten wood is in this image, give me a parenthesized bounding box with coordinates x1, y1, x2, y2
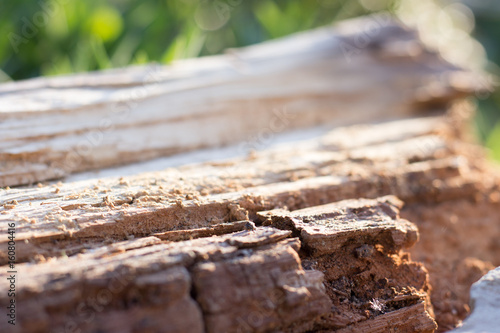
(0, 103, 487, 264)
(0, 14, 499, 333)
(257, 196, 418, 256)
(0, 202, 436, 332)
(0, 228, 332, 333)
(257, 196, 436, 332)
(1, 99, 499, 333)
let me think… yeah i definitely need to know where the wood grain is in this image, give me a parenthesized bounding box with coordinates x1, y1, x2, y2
(0, 16, 484, 187)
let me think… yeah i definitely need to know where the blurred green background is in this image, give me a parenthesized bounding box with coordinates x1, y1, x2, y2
(0, 0, 499, 160)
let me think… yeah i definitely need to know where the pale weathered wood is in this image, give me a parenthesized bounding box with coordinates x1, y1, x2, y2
(152, 220, 255, 241)
(0, 15, 484, 187)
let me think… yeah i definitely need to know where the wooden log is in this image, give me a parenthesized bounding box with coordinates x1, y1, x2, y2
(0, 15, 484, 187)
(1, 14, 499, 333)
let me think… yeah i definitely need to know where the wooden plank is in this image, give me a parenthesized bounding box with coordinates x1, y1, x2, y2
(0, 16, 484, 187)
(152, 221, 255, 241)
(335, 303, 436, 333)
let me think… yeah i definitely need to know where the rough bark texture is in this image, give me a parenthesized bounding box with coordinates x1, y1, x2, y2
(0, 204, 436, 333)
(257, 196, 436, 332)
(1, 15, 499, 333)
(0, 226, 328, 333)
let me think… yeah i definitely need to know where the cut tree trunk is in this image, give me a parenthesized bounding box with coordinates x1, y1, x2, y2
(1, 15, 499, 333)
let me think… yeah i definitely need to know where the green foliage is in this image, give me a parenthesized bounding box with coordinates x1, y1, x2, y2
(0, 0, 369, 79)
(472, 9, 500, 161)
(486, 122, 500, 161)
